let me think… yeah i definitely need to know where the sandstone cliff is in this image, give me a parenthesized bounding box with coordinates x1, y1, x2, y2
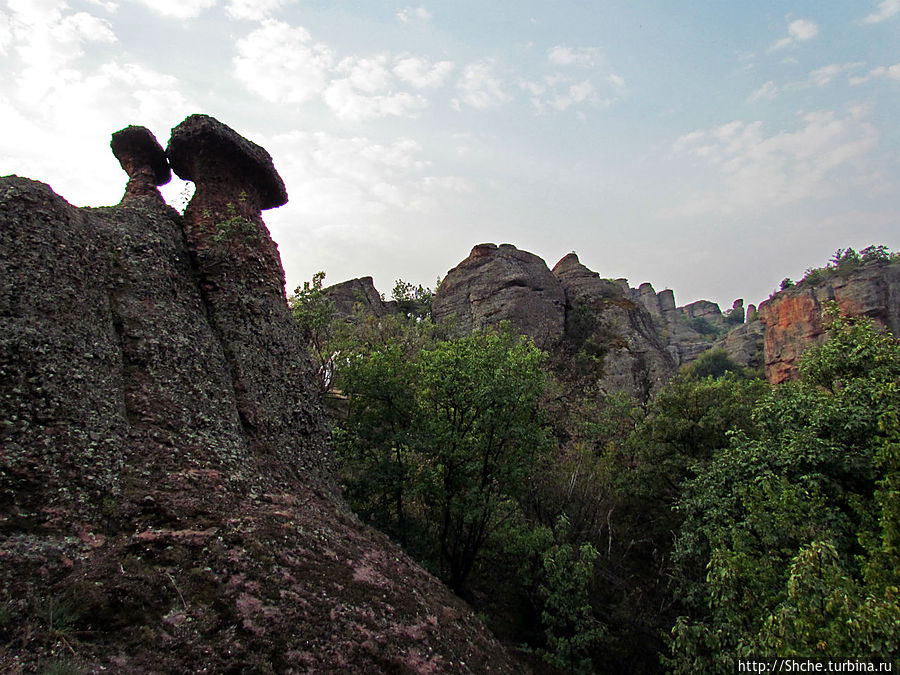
(551, 253, 676, 399)
(427, 245, 676, 399)
(432, 243, 566, 344)
(757, 259, 900, 383)
(0, 117, 518, 673)
(324, 276, 392, 318)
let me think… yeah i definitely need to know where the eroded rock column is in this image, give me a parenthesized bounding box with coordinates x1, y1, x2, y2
(166, 114, 329, 479)
(111, 125, 170, 202)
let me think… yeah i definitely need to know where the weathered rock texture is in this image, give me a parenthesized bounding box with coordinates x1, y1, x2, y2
(428, 247, 675, 399)
(111, 125, 170, 202)
(324, 276, 392, 319)
(551, 253, 676, 398)
(757, 260, 900, 383)
(432, 243, 566, 344)
(0, 117, 519, 673)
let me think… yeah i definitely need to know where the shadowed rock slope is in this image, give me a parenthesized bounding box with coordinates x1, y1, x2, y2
(0, 118, 518, 673)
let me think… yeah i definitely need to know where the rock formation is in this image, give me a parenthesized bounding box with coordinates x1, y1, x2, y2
(432, 243, 566, 343)
(426, 247, 676, 399)
(551, 253, 676, 398)
(757, 259, 900, 383)
(110, 125, 170, 202)
(0, 118, 519, 673)
(324, 276, 391, 319)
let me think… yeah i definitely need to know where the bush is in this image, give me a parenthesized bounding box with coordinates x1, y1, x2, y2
(687, 316, 719, 336)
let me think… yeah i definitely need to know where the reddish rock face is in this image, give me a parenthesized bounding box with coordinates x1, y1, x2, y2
(758, 261, 900, 383)
(167, 114, 288, 290)
(759, 293, 824, 383)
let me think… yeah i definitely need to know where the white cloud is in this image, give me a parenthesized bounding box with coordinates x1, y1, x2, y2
(396, 6, 431, 24)
(261, 130, 461, 220)
(455, 60, 510, 109)
(862, 0, 900, 23)
(336, 54, 391, 93)
(393, 55, 454, 88)
(0, 12, 11, 55)
(321, 54, 429, 121)
(233, 22, 447, 118)
(85, 0, 119, 11)
(549, 80, 595, 111)
(547, 45, 601, 67)
(748, 80, 778, 102)
(850, 62, 900, 84)
(770, 18, 819, 51)
(669, 109, 880, 216)
(226, 0, 293, 21)
(233, 21, 334, 103)
(131, 0, 216, 20)
(809, 64, 843, 87)
(521, 73, 614, 114)
(749, 64, 862, 102)
(5, 1, 117, 103)
(323, 78, 427, 121)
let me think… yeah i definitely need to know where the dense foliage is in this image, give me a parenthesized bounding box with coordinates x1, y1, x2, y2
(667, 308, 900, 673)
(292, 268, 899, 673)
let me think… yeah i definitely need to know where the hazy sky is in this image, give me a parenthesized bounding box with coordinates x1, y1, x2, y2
(2, 0, 898, 309)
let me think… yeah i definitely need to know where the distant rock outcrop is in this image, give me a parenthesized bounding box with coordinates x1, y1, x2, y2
(0, 118, 519, 673)
(324, 276, 392, 319)
(757, 260, 900, 383)
(426, 247, 676, 399)
(551, 253, 676, 398)
(432, 243, 566, 343)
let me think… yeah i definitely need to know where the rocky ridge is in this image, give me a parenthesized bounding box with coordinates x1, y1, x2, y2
(0, 118, 518, 673)
(329, 245, 765, 398)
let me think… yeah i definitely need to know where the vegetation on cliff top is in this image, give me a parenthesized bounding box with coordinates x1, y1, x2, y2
(780, 244, 898, 292)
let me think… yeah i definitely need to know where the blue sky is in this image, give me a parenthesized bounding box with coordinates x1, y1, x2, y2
(1, 0, 898, 309)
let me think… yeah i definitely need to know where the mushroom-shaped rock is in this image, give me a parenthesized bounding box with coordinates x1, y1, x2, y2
(166, 114, 288, 289)
(111, 125, 170, 201)
(167, 113, 287, 217)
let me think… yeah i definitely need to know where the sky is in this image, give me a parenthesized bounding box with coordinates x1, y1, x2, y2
(1, 0, 899, 309)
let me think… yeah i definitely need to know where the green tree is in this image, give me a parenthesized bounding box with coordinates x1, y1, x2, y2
(391, 278, 435, 320)
(416, 328, 552, 592)
(667, 308, 900, 673)
(335, 325, 552, 593)
(681, 348, 745, 380)
(288, 271, 336, 392)
(334, 338, 418, 543)
(536, 516, 606, 674)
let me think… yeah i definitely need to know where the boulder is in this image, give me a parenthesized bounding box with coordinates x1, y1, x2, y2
(324, 276, 391, 319)
(715, 319, 765, 369)
(657, 288, 676, 313)
(551, 253, 676, 399)
(682, 299, 723, 322)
